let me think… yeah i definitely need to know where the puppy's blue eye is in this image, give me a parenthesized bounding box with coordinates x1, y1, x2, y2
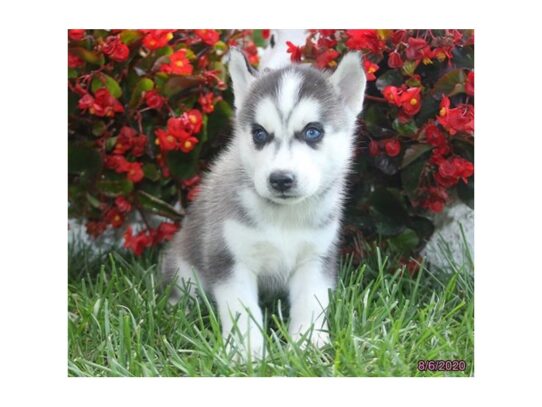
(303, 126, 323, 142)
(252, 126, 269, 145)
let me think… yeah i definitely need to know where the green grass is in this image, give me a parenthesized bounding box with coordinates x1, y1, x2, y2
(68, 241, 474, 377)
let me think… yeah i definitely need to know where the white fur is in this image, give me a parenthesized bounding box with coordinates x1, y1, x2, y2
(277, 72, 302, 118)
(164, 50, 366, 360)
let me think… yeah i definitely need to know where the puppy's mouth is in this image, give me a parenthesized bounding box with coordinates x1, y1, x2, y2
(266, 192, 306, 205)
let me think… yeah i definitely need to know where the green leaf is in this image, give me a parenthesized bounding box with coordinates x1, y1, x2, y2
(68, 144, 102, 176)
(457, 176, 474, 209)
(91, 121, 107, 137)
(205, 100, 233, 140)
(401, 157, 426, 200)
(361, 104, 393, 138)
(252, 29, 267, 48)
(451, 139, 474, 162)
(400, 144, 432, 169)
(163, 75, 203, 98)
(392, 118, 418, 137)
(401, 60, 418, 76)
(389, 228, 420, 254)
(155, 46, 173, 58)
(96, 178, 134, 197)
(415, 94, 440, 126)
(369, 188, 409, 225)
(129, 78, 154, 108)
(120, 30, 142, 46)
(105, 136, 117, 152)
(69, 47, 104, 66)
(91, 73, 122, 98)
(143, 163, 160, 182)
(433, 69, 466, 98)
(375, 69, 404, 92)
(452, 45, 474, 70)
(86, 192, 102, 209)
(136, 190, 183, 220)
(165, 151, 198, 179)
(68, 68, 78, 79)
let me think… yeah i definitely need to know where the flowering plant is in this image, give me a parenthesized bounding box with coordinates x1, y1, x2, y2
(68, 29, 474, 260)
(287, 29, 474, 260)
(68, 29, 261, 253)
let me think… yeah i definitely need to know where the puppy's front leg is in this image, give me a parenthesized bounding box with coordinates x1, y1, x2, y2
(213, 264, 264, 359)
(288, 260, 334, 348)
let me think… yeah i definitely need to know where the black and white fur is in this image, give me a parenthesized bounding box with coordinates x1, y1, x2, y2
(160, 49, 366, 358)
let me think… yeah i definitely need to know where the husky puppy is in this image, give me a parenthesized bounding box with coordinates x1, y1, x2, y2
(160, 49, 366, 358)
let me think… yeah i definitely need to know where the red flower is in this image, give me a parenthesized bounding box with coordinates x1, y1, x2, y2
(155, 128, 178, 152)
(345, 30, 383, 53)
(437, 99, 474, 135)
(113, 126, 137, 155)
(115, 196, 132, 213)
(142, 30, 174, 50)
(399, 87, 422, 116)
(181, 175, 201, 188)
(363, 60, 379, 81)
(102, 35, 130, 62)
(243, 41, 259, 65)
(144, 90, 164, 110)
(465, 71, 474, 96)
(421, 187, 448, 213)
(127, 162, 144, 183)
(77, 94, 94, 110)
(163, 49, 193, 76)
(68, 51, 84, 68)
(368, 140, 379, 156)
(105, 155, 131, 173)
(405, 37, 430, 62)
(105, 208, 124, 228)
(195, 29, 220, 46)
(155, 222, 179, 243)
(183, 109, 203, 134)
(79, 88, 124, 117)
(384, 139, 401, 157)
(434, 156, 474, 187)
(383, 86, 402, 105)
(123, 227, 153, 255)
(451, 156, 474, 182)
(198, 92, 216, 113)
(262, 29, 271, 39)
(286, 41, 303, 62)
(433, 47, 452, 62)
(131, 135, 148, 157)
(316, 48, 339, 68)
(167, 117, 190, 139)
(388, 51, 403, 69)
(86, 220, 107, 238)
(424, 124, 446, 146)
(68, 29, 85, 41)
(179, 136, 199, 153)
(438, 96, 451, 118)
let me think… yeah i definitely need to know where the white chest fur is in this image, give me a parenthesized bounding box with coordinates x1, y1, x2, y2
(223, 218, 338, 284)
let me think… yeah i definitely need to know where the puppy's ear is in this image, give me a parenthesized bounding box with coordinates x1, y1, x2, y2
(228, 48, 256, 110)
(330, 52, 366, 116)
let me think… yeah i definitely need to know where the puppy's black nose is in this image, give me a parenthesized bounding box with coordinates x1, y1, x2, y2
(269, 171, 296, 193)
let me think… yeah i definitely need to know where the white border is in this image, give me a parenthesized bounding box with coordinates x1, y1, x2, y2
(1, 0, 541, 405)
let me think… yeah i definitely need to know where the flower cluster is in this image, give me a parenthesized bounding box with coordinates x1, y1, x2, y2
(69, 29, 474, 261)
(288, 29, 474, 260)
(154, 110, 202, 153)
(68, 29, 257, 255)
(123, 222, 179, 255)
